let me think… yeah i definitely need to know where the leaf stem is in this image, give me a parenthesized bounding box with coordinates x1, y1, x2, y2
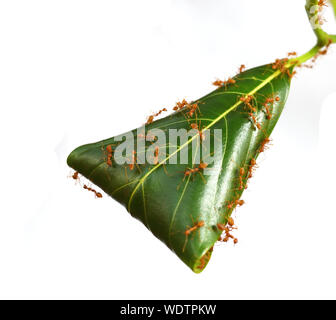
(330, 0, 336, 18)
(286, 0, 336, 67)
(305, 0, 336, 45)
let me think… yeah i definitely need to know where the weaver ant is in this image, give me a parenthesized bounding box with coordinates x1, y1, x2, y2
(183, 217, 205, 252)
(248, 112, 261, 130)
(262, 95, 279, 119)
(273, 57, 298, 79)
(153, 146, 159, 165)
(212, 77, 236, 90)
(217, 218, 238, 244)
(248, 158, 258, 179)
(183, 162, 208, 183)
(240, 95, 256, 113)
(238, 64, 246, 73)
(318, 0, 328, 9)
(259, 137, 271, 153)
(137, 133, 157, 142)
(227, 199, 245, 210)
(287, 52, 297, 57)
(186, 103, 200, 118)
(190, 121, 206, 141)
(72, 171, 79, 181)
(173, 99, 189, 111)
(83, 184, 102, 198)
(146, 108, 167, 125)
(105, 144, 114, 167)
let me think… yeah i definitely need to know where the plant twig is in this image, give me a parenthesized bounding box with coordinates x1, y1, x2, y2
(305, 0, 336, 45)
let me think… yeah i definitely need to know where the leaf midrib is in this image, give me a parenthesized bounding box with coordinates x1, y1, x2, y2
(127, 68, 282, 212)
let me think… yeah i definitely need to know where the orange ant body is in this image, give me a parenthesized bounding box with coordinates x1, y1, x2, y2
(153, 147, 159, 165)
(183, 162, 208, 181)
(213, 79, 225, 87)
(227, 199, 245, 210)
(240, 95, 256, 113)
(287, 52, 297, 57)
(137, 133, 157, 141)
(72, 171, 79, 181)
(248, 158, 257, 179)
(146, 108, 167, 124)
(248, 112, 261, 130)
(183, 219, 205, 252)
(128, 150, 136, 171)
(272, 58, 288, 72)
(238, 64, 246, 73)
(318, 0, 328, 8)
(186, 103, 200, 118)
(185, 220, 205, 236)
(237, 166, 246, 190)
(173, 99, 189, 111)
(105, 144, 114, 167)
(263, 95, 279, 120)
(146, 115, 154, 125)
(83, 184, 102, 198)
(213, 77, 236, 89)
(190, 121, 206, 141)
(217, 218, 238, 244)
(259, 137, 271, 153)
(224, 78, 236, 89)
(272, 57, 297, 79)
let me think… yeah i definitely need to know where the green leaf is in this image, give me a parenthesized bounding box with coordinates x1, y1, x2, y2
(67, 64, 291, 273)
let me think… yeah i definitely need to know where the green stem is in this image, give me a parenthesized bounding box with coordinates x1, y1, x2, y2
(291, 44, 321, 65)
(287, 0, 336, 67)
(305, 0, 336, 45)
(330, 0, 336, 18)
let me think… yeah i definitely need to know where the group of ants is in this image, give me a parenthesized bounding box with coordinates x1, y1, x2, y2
(69, 13, 332, 261)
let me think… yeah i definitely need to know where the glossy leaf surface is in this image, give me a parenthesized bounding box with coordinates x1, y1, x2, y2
(67, 64, 291, 272)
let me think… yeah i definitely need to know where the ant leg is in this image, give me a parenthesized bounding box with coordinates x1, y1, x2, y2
(198, 171, 207, 184)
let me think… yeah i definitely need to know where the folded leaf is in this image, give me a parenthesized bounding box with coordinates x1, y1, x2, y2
(67, 64, 291, 273)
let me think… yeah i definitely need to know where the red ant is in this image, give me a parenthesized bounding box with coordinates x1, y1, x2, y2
(248, 112, 261, 130)
(227, 199, 245, 210)
(183, 218, 205, 252)
(213, 77, 236, 89)
(173, 99, 189, 111)
(72, 171, 79, 181)
(155, 108, 167, 116)
(186, 103, 200, 118)
(318, 0, 328, 9)
(312, 39, 332, 63)
(247, 158, 257, 179)
(137, 133, 157, 141)
(146, 108, 167, 124)
(272, 58, 289, 72)
(238, 64, 246, 73)
(272, 57, 297, 79)
(212, 79, 225, 87)
(146, 115, 154, 125)
(224, 78, 236, 89)
(217, 218, 238, 244)
(259, 137, 271, 153)
(190, 121, 206, 141)
(128, 150, 136, 171)
(183, 162, 208, 182)
(240, 95, 256, 113)
(287, 52, 297, 57)
(105, 144, 113, 167)
(237, 167, 246, 190)
(263, 95, 279, 119)
(83, 184, 102, 198)
(153, 146, 159, 165)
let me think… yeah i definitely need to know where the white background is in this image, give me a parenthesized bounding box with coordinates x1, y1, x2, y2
(0, 0, 336, 299)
